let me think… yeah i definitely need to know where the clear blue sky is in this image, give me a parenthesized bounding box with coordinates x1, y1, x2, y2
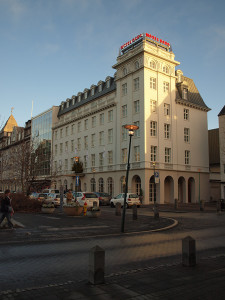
(0, 0, 224, 129)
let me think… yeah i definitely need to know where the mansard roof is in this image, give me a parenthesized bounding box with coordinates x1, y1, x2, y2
(218, 105, 225, 116)
(176, 76, 210, 111)
(58, 76, 116, 117)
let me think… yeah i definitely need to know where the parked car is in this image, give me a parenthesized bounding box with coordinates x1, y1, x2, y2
(42, 189, 60, 194)
(37, 193, 50, 202)
(94, 192, 111, 206)
(44, 193, 61, 207)
(110, 193, 141, 208)
(29, 192, 39, 200)
(72, 192, 99, 207)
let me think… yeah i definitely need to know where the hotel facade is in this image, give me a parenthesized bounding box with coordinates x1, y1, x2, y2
(52, 33, 210, 204)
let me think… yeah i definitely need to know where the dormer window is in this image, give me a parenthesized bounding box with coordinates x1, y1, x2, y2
(91, 88, 95, 96)
(78, 93, 81, 102)
(98, 84, 102, 92)
(66, 100, 69, 108)
(135, 61, 139, 69)
(72, 96, 75, 105)
(61, 102, 64, 109)
(106, 80, 110, 88)
(123, 68, 127, 76)
(183, 88, 188, 100)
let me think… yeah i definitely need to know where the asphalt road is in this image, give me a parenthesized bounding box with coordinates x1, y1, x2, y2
(0, 208, 225, 293)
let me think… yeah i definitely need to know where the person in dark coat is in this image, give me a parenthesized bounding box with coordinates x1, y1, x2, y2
(0, 189, 14, 229)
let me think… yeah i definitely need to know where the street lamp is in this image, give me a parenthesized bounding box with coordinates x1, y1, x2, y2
(152, 162, 156, 204)
(121, 124, 139, 233)
(74, 156, 80, 202)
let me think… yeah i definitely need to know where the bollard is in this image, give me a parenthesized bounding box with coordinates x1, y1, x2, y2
(153, 204, 159, 219)
(93, 201, 98, 208)
(115, 202, 121, 216)
(83, 202, 87, 216)
(89, 245, 105, 285)
(200, 200, 204, 211)
(182, 236, 196, 267)
(132, 204, 137, 220)
(174, 198, 178, 210)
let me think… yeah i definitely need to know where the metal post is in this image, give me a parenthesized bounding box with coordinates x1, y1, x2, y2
(153, 163, 156, 204)
(121, 133, 132, 233)
(199, 171, 200, 204)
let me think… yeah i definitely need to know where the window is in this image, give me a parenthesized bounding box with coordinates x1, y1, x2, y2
(84, 136, 88, 150)
(77, 138, 81, 150)
(91, 154, 95, 167)
(55, 130, 57, 140)
(122, 148, 127, 163)
(71, 124, 75, 134)
(165, 148, 171, 163)
(150, 100, 156, 113)
(65, 141, 68, 152)
(91, 87, 95, 96)
(84, 155, 88, 168)
(163, 66, 169, 74)
(84, 91, 88, 99)
(164, 103, 170, 116)
(183, 88, 188, 100)
(134, 121, 140, 137)
(123, 68, 127, 76)
(150, 77, 156, 89)
(122, 127, 127, 141)
(78, 94, 81, 102)
(135, 61, 139, 69)
(60, 143, 63, 154)
(55, 144, 57, 155)
(163, 82, 169, 93)
(98, 84, 102, 92)
(108, 129, 113, 144)
(60, 129, 63, 138)
(185, 150, 190, 165)
(65, 159, 68, 170)
(99, 153, 104, 166)
(108, 151, 113, 165)
(164, 124, 170, 139)
(70, 158, 74, 168)
(122, 105, 127, 118)
(99, 131, 104, 145)
(92, 116, 96, 128)
(150, 121, 157, 137)
(78, 121, 81, 132)
(184, 128, 190, 143)
(150, 146, 157, 162)
(65, 127, 68, 136)
(184, 108, 189, 120)
(108, 110, 113, 122)
(91, 178, 96, 192)
(54, 161, 57, 172)
(150, 60, 156, 69)
(91, 134, 95, 147)
(98, 178, 104, 192)
(106, 80, 110, 88)
(134, 100, 140, 113)
(84, 119, 88, 130)
(134, 77, 139, 91)
(122, 83, 127, 96)
(100, 113, 104, 125)
(134, 146, 140, 162)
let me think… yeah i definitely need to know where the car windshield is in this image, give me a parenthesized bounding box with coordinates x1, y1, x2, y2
(84, 193, 97, 198)
(129, 194, 138, 198)
(99, 193, 109, 197)
(39, 194, 47, 198)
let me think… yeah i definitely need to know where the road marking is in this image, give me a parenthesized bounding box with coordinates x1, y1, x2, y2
(46, 225, 109, 231)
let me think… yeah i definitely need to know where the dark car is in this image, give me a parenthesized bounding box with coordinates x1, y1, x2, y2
(94, 192, 112, 206)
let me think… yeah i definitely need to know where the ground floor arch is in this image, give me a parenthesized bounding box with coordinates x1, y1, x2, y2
(178, 176, 186, 203)
(164, 176, 174, 204)
(188, 177, 195, 203)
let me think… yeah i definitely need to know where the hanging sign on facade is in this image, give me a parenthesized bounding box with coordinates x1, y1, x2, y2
(154, 171, 160, 184)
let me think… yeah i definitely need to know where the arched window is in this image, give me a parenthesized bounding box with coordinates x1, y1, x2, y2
(107, 177, 114, 196)
(150, 60, 156, 69)
(98, 178, 104, 192)
(91, 178, 96, 192)
(149, 176, 156, 202)
(135, 61, 139, 69)
(120, 176, 126, 193)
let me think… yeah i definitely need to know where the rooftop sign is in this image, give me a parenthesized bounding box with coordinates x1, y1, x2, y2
(120, 33, 170, 52)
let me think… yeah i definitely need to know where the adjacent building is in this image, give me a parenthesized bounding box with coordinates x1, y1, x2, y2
(52, 33, 210, 204)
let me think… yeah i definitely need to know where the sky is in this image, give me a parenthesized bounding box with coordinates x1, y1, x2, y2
(0, 0, 225, 130)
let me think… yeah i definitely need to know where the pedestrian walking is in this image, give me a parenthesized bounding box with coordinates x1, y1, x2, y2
(0, 189, 14, 229)
(66, 189, 74, 204)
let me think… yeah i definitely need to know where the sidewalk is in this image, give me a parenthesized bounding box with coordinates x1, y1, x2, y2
(1, 253, 225, 299)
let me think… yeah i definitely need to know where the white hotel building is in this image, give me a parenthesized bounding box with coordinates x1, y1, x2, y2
(52, 33, 210, 204)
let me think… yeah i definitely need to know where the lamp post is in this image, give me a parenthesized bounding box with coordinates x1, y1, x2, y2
(152, 162, 156, 204)
(121, 124, 139, 233)
(74, 156, 80, 202)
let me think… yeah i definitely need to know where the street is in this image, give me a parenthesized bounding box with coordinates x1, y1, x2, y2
(0, 207, 225, 294)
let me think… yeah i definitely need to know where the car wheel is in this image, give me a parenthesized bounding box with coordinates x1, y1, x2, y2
(110, 202, 114, 208)
(137, 205, 140, 208)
